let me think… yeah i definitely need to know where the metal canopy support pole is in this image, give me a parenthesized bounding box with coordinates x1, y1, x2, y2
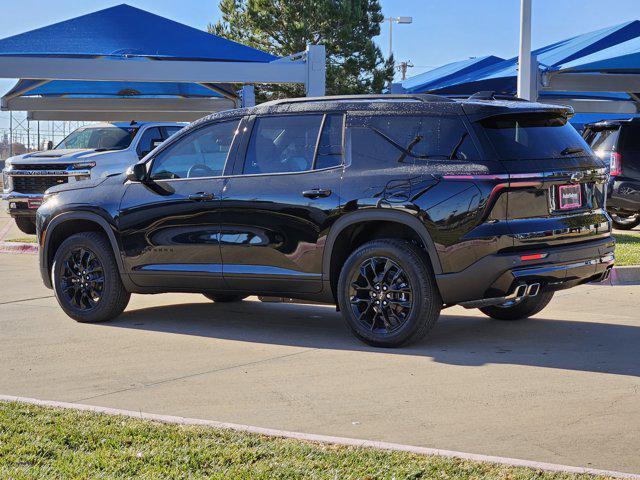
(241, 85, 256, 108)
(517, 0, 533, 100)
(305, 44, 326, 97)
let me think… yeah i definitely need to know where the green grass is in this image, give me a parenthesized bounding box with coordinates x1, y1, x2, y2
(0, 402, 615, 480)
(4, 236, 37, 243)
(613, 232, 640, 266)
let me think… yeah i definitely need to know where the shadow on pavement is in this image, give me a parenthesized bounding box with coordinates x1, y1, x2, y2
(109, 300, 640, 377)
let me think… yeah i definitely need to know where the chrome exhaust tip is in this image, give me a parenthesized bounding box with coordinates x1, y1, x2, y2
(526, 283, 540, 297)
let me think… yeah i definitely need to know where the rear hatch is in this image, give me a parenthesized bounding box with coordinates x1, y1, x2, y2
(472, 109, 610, 249)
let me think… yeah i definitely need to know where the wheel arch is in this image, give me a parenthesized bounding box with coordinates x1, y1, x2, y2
(323, 210, 442, 299)
(42, 212, 124, 288)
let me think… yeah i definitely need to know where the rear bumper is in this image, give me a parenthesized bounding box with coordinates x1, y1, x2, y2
(607, 178, 640, 215)
(2, 192, 42, 218)
(436, 236, 615, 305)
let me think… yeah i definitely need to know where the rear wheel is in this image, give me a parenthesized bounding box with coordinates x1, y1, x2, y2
(480, 291, 554, 321)
(15, 217, 36, 235)
(337, 239, 441, 348)
(610, 212, 640, 230)
(203, 293, 247, 303)
(52, 232, 130, 323)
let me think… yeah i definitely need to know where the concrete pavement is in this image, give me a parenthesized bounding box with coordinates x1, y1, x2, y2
(1, 252, 639, 475)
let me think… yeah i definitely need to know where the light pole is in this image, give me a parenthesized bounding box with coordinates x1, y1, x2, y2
(517, 0, 533, 100)
(384, 16, 412, 58)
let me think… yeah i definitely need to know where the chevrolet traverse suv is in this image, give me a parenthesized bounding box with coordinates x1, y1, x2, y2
(583, 118, 640, 230)
(36, 95, 614, 347)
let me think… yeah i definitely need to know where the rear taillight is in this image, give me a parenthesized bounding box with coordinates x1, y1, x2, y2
(610, 152, 622, 176)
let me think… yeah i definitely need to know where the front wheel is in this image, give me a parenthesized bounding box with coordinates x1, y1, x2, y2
(52, 232, 130, 323)
(15, 217, 36, 235)
(337, 239, 441, 348)
(610, 212, 640, 230)
(480, 291, 554, 321)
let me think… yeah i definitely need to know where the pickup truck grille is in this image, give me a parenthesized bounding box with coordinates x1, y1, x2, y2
(12, 176, 68, 193)
(12, 163, 72, 171)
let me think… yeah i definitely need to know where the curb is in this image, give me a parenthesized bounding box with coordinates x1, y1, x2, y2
(0, 241, 38, 255)
(609, 265, 640, 285)
(1, 395, 639, 479)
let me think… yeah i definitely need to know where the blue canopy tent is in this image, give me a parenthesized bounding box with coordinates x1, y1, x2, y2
(0, 4, 326, 121)
(401, 20, 640, 116)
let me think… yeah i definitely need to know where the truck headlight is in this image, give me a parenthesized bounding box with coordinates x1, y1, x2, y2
(71, 161, 96, 170)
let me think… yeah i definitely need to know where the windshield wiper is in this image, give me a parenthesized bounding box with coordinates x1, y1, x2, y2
(560, 146, 585, 156)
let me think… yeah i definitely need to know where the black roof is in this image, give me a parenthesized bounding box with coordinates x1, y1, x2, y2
(189, 94, 573, 130)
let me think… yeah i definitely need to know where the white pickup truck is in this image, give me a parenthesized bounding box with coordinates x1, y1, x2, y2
(2, 121, 185, 234)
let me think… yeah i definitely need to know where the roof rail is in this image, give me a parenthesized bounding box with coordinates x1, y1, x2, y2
(260, 93, 455, 107)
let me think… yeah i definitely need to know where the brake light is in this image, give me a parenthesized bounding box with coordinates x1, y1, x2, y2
(610, 152, 622, 176)
(520, 253, 548, 261)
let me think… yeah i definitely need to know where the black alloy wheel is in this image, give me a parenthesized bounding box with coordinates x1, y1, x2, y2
(610, 212, 640, 230)
(349, 256, 413, 335)
(337, 239, 441, 347)
(60, 247, 105, 311)
(52, 232, 130, 323)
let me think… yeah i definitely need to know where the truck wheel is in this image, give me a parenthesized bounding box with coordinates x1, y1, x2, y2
(203, 293, 247, 303)
(52, 232, 130, 323)
(480, 291, 554, 321)
(15, 217, 36, 235)
(337, 239, 441, 348)
(610, 213, 640, 230)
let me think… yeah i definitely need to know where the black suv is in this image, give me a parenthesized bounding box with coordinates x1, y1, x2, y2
(583, 118, 640, 230)
(36, 95, 614, 347)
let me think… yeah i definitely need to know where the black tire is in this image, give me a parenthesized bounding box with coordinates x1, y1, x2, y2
(203, 293, 248, 303)
(337, 239, 442, 348)
(52, 232, 130, 323)
(610, 212, 640, 230)
(15, 217, 36, 235)
(480, 291, 554, 321)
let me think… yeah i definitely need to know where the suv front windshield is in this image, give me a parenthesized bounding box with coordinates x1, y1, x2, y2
(480, 113, 591, 160)
(56, 126, 138, 151)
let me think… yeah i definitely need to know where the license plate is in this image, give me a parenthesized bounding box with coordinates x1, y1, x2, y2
(27, 199, 42, 209)
(558, 184, 582, 210)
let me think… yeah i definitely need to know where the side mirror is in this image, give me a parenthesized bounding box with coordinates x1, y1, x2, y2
(126, 162, 148, 183)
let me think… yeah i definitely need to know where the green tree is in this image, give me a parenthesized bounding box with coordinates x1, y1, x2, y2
(209, 0, 395, 100)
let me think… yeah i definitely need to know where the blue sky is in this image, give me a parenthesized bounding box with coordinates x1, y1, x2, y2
(1, 0, 639, 129)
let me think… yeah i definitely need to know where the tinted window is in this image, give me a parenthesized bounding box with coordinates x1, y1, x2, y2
(150, 120, 239, 180)
(136, 127, 163, 157)
(481, 113, 590, 160)
(585, 127, 619, 152)
(56, 126, 138, 150)
(315, 114, 344, 169)
(244, 115, 322, 174)
(620, 125, 640, 151)
(163, 126, 183, 139)
(350, 115, 478, 168)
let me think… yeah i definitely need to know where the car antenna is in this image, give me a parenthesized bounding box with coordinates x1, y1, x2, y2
(469, 91, 496, 100)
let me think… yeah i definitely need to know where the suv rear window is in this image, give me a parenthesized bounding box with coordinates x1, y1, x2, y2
(583, 127, 619, 153)
(480, 113, 590, 160)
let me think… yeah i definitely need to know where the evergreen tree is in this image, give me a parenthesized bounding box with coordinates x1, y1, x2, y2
(209, 0, 395, 100)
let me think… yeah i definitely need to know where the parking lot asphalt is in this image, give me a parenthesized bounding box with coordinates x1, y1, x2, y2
(1, 251, 639, 474)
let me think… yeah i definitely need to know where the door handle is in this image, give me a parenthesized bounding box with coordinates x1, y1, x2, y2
(302, 188, 332, 199)
(188, 192, 215, 201)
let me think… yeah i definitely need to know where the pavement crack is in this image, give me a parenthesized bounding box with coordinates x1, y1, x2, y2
(0, 295, 54, 305)
(73, 348, 318, 403)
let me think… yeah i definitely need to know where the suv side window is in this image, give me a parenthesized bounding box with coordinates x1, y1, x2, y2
(136, 127, 163, 158)
(349, 115, 479, 168)
(243, 115, 323, 174)
(163, 126, 183, 139)
(149, 120, 239, 180)
(315, 114, 344, 169)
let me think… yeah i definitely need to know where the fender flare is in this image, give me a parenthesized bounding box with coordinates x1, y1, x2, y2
(322, 209, 442, 282)
(43, 211, 125, 275)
